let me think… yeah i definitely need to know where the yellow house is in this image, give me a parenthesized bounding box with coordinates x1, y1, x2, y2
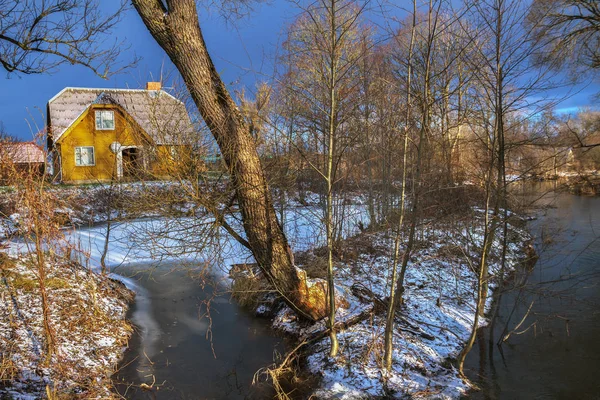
(47, 82, 193, 183)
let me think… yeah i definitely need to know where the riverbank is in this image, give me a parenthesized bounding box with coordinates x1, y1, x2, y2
(248, 211, 533, 399)
(0, 182, 535, 399)
(0, 249, 133, 399)
(512, 172, 600, 196)
(562, 175, 600, 196)
(0, 181, 197, 239)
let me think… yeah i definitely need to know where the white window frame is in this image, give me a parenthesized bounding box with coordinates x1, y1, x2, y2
(95, 110, 115, 130)
(75, 146, 95, 167)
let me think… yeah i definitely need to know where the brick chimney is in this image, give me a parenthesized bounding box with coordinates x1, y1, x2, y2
(146, 81, 161, 91)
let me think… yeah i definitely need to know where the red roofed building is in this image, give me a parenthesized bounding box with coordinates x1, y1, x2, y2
(0, 141, 46, 180)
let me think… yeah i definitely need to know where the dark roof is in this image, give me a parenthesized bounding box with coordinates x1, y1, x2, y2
(48, 87, 194, 145)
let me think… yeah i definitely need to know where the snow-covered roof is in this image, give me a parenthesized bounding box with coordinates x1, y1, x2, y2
(0, 142, 45, 164)
(48, 87, 194, 145)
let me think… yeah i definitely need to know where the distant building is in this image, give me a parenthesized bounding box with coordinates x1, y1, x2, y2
(47, 82, 193, 183)
(0, 141, 45, 179)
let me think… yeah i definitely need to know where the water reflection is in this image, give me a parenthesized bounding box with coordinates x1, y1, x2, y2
(64, 205, 367, 399)
(465, 183, 600, 399)
(113, 262, 286, 399)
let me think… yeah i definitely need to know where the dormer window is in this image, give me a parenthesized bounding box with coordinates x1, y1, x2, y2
(95, 110, 115, 130)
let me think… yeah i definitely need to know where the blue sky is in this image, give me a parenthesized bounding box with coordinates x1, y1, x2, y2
(1, 2, 299, 140)
(1, 2, 598, 141)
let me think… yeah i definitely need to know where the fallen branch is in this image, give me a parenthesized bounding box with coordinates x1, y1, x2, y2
(502, 300, 535, 343)
(299, 306, 374, 343)
(351, 283, 435, 341)
(253, 307, 375, 399)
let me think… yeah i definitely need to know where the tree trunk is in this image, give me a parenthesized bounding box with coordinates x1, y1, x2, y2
(383, 0, 417, 370)
(131, 0, 326, 320)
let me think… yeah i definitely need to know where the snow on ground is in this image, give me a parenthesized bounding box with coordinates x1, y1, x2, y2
(0, 181, 197, 233)
(0, 201, 360, 398)
(1, 182, 531, 399)
(0, 253, 133, 399)
(4, 201, 364, 279)
(0, 214, 19, 241)
(271, 218, 530, 399)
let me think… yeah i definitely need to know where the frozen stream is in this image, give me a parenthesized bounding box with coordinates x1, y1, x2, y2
(112, 261, 286, 399)
(61, 205, 368, 399)
(6, 185, 598, 398)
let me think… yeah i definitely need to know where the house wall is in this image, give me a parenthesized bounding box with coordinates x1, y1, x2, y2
(57, 105, 151, 182)
(151, 144, 194, 178)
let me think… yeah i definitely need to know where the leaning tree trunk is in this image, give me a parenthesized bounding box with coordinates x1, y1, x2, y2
(132, 0, 326, 320)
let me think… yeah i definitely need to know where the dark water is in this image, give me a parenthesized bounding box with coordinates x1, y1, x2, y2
(465, 185, 600, 399)
(108, 187, 600, 399)
(112, 262, 286, 399)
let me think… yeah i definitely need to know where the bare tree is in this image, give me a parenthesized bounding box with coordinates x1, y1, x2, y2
(383, 0, 417, 372)
(562, 109, 600, 150)
(130, 0, 328, 321)
(455, 0, 564, 376)
(391, 0, 447, 317)
(276, 0, 372, 355)
(0, 0, 134, 76)
(528, 0, 600, 72)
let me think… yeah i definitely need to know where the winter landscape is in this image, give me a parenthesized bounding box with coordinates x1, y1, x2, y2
(1, 0, 599, 399)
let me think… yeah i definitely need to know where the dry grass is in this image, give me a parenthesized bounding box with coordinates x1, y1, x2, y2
(0, 253, 134, 399)
(0, 197, 16, 219)
(294, 253, 328, 280)
(4, 271, 70, 291)
(295, 232, 387, 280)
(230, 264, 275, 309)
(253, 340, 316, 400)
(0, 348, 19, 384)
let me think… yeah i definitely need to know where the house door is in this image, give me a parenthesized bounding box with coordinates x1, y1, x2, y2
(116, 146, 143, 180)
(122, 147, 141, 178)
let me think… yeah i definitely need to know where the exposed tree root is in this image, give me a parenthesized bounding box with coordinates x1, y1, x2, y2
(254, 308, 374, 399)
